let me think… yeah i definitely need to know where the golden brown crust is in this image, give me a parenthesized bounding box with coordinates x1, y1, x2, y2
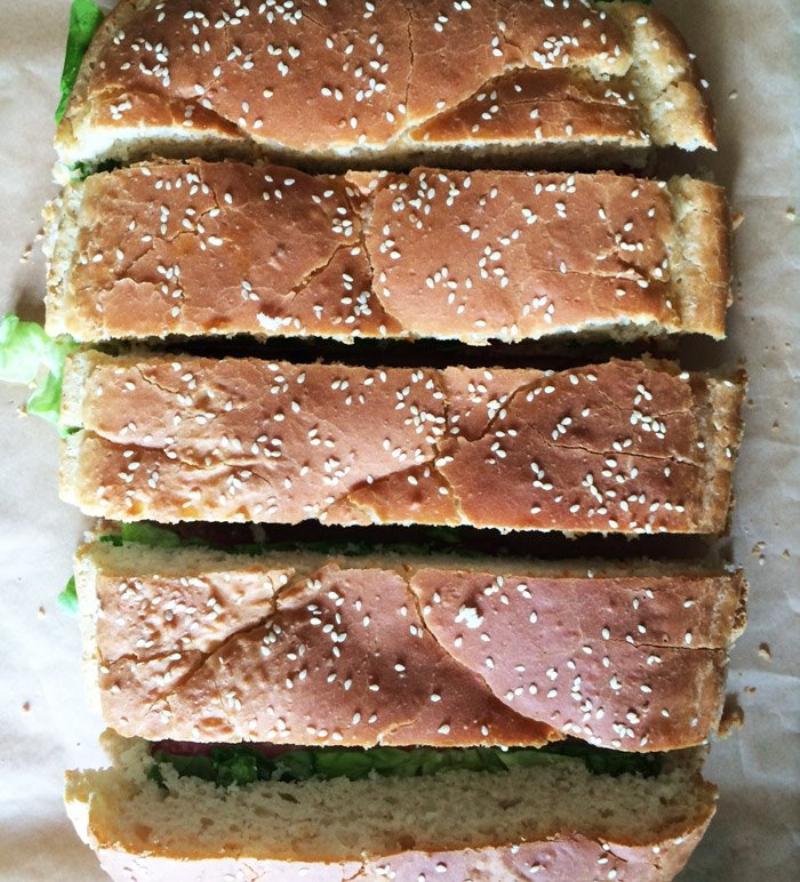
(605, 3, 716, 151)
(78, 542, 745, 751)
(409, 69, 645, 149)
(696, 373, 746, 534)
(666, 177, 731, 338)
(56, 0, 715, 168)
(46, 161, 731, 344)
(60, 354, 744, 535)
(78, 547, 554, 748)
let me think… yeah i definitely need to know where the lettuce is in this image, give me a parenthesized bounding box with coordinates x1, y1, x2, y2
(101, 522, 186, 549)
(150, 743, 663, 790)
(69, 158, 122, 182)
(0, 315, 78, 430)
(58, 577, 79, 614)
(55, 0, 105, 124)
(98, 521, 476, 560)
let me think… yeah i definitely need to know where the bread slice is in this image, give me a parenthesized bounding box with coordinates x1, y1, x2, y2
(60, 353, 745, 535)
(75, 542, 746, 750)
(44, 162, 731, 343)
(55, 1, 714, 172)
(65, 733, 717, 882)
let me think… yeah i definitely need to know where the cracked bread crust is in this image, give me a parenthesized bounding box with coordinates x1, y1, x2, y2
(45, 161, 731, 343)
(55, 1, 715, 170)
(59, 354, 745, 535)
(65, 733, 716, 882)
(76, 543, 746, 751)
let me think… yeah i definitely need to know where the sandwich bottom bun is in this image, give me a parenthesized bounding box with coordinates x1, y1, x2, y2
(66, 733, 716, 882)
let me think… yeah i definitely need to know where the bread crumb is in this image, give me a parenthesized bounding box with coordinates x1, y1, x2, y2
(758, 643, 772, 662)
(718, 693, 744, 737)
(21, 702, 31, 713)
(786, 207, 796, 222)
(36, 606, 46, 619)
(731, 210, 745, 231)
(728, 89, 738, 100)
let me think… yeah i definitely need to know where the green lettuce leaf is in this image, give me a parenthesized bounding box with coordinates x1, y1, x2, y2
(97, 521, 477, 561)
(0, 315, 78, 430)
(101, 522, 186, 549)
(150, 743, 663, 790)
(55, 0, 105, 124)
(58, 576, 79, 614)
(69, 158, 122, 182)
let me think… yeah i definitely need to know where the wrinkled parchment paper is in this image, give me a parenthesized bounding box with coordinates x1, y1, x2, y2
(0, 1, 797, 879)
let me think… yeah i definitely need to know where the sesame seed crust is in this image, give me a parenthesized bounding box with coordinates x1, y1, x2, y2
(77, 542, 746, 751)
(56, 1, 715, 169)
(45, 161, 731, 343)
(60, 354, 744, 534)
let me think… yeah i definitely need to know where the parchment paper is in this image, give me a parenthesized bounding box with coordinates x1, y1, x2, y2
(0, 2, 797, 879)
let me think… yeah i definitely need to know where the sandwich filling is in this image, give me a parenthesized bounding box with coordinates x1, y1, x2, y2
(0, 315, 77, 430)
(148, 741, 664, 790)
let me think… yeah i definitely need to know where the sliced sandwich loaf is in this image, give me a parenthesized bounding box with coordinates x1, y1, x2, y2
(60, 353, 745, 534)
(75, 542, 746, 751)
(56, 0, 715, 171)
(66, 733, 717, 882)
(45, 163, 731, 344)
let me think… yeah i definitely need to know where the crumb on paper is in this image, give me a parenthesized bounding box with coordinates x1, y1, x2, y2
(751, 541, 766, 565)
(728, 89, 738, 100)
(20, 242, 33, 263)
(786, 207, 796, 222)
(36, 605, 46, 619)
(772, 420, 781, 433)
(782, 549, 791, 559)
(758, 642, 772, 662)
(21, 701, 31, 713)
(718, 693, 745, 738)
(731, 210, 745, 231)
(744, 685, 757, 696)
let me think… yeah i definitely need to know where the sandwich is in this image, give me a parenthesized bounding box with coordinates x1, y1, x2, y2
(45, 162, 731, 345)
(66, 731, 719, 882)
(66, 529, 743, 881)
(59, 352, 745, 534)
(55, 0, 715, 173)
(74, 537, 746, 750)
(28, 5, 744, 881)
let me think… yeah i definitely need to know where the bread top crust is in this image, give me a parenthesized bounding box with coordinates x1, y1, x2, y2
(56, 1, 715, 165)
(45, 161, 731, 343)
(60, 354, 745, 535)
(78, 542, 745, 751)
